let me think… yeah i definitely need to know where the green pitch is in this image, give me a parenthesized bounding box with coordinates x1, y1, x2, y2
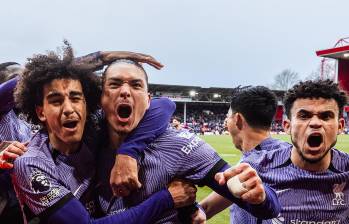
(197, 134, 349, 224)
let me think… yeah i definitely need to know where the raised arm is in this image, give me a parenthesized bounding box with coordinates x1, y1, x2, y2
(75, 51, 163, 71)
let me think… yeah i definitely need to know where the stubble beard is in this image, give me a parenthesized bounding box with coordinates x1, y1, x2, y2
(291, 134, 336, 164)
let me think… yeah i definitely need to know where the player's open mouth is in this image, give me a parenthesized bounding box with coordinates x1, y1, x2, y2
(307, 133, 323, 148)
(117, 104, 133, 122)
(63, 120, 78, 129)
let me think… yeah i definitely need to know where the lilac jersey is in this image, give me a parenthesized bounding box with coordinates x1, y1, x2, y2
(11, 131, 97, 220)
(230, 140, 349, 223)
(0, 110, 31, 142)
(97, 128, 222, 223)
(0, 78, 31, 142)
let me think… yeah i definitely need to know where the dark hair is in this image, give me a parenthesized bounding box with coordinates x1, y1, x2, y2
(102, 59, 149, 90)
(284, 79, 348, 118)
(14, 41, 101, 125)
(172, 116, 181, 123)
(230, 86, 277, 130)
(0, 62, 21, 84)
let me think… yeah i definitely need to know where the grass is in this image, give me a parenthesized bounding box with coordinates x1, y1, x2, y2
(197, 134, 349, 224)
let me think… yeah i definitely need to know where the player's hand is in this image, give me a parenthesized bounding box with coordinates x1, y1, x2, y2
(110, 154, 142, 197)
(215, 163, 266, 204)
(0, 141, 28, 169)
(101, 51, 164, 70)
(191, 206, 207, 224)
(168, 179, 197, 208)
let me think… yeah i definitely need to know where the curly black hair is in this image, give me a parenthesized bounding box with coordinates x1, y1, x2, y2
(283, 79, 348, 118)
(230, 86, 277, 130)
(14, 41, 101, 125)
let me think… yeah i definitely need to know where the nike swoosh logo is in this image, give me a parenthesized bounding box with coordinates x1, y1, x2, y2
(276, 189, 291, 194)
(73, 184, 84, 196)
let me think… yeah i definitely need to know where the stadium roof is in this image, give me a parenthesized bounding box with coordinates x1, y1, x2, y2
(316, 45, 349, 60)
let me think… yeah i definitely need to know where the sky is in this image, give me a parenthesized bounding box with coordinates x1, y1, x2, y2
(1, 0, 348, 88)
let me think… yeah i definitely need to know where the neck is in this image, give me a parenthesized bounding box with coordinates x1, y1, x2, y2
(241, 127, 271, 152)
(290, 147, 331, 172)
(107, 125, 127, 150)
(48, 133, 80, 156)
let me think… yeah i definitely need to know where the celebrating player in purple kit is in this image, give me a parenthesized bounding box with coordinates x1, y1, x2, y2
(202, 80, 349, 223)
(10, 43, 197, 224)
(192, 86, 289, 223)
(95, 59, 281, 223)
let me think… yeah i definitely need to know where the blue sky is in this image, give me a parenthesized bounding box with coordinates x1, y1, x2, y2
(1, 0, 348, 87)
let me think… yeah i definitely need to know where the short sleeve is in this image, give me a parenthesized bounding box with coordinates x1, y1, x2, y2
(11, 155, 71, 215)
(169, 132, 222, 183)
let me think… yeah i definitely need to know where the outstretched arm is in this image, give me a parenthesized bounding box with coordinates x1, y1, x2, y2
(47, 189, 172, 224)
(75, 51, 163, 71)
(201, 162, 280, 219)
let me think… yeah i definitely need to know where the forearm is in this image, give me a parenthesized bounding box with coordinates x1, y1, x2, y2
(118, 98, 175, 159)
(74, 51, 104, 71)
(200, 192, 232, 219)
(204, 163, 280, 219)
(0, 77, 17, 113)
(48, 189, 173, 224)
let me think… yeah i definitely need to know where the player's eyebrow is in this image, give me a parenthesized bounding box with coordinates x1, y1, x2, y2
(69, 91, 83, 97)
(46, 91, 62, 99)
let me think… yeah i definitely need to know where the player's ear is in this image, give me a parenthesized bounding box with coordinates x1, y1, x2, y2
(35, 106, 46, 122)
(338, 117, 345, 134)
(282, 118, 291, 134)
(236, 113, 243, 130)
(145, 93, 151, 110)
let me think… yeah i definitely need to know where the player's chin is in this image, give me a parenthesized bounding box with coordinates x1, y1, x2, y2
(114, 125, 133, 135)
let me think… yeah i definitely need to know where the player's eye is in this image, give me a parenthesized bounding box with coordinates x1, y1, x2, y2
(48, 98, 63, 105)
(131, 81, 143, 89)
(319, 112, 334, 121)
(297, 111, 311, 120)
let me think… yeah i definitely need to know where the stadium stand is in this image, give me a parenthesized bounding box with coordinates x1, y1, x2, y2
(149, 84, 286, 134)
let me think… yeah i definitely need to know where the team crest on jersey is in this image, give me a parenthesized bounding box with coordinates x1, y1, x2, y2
(30, 169, 51, 193)
(332, 182, 346, 206)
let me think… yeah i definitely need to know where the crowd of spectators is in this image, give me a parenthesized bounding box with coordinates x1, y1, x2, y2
(173, 109, 227, 135)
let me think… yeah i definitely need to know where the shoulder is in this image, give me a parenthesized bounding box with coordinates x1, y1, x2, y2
(150, 128, 216, 155)
(14, 131, 53, 173)
(243, 142, 292, 170)
(331, 148, 349, 172)
(150, 97, 176, 110)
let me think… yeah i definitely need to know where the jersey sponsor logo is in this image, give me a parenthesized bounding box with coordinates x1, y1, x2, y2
(30, 169, 51, 193)
(290, 219, 340, 224)
(272, 214, 285, 224)
(332, 182, 346, 206)
(181, 137, 200, 155)
(272, 215, 341, 224)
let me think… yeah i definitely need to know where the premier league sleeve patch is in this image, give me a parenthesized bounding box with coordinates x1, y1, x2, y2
(30, 169, 51, 193)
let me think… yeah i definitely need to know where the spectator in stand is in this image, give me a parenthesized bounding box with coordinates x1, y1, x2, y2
(172, 116, 182, 130)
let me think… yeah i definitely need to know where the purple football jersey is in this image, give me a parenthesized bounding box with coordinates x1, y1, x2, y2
(97, 128, 222, 223)
(230, 139, 349, 223)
